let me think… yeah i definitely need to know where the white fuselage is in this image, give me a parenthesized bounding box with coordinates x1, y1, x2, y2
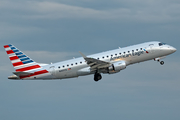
(20, 41, 176, 80)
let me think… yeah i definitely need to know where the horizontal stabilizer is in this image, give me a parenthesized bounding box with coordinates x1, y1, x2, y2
(13, 71, 33, 76)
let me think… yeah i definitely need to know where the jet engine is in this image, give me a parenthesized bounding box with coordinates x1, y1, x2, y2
(108, 61, 126, 74)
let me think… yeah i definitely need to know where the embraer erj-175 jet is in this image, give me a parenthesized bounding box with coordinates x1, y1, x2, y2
(4, 41, 176, 81)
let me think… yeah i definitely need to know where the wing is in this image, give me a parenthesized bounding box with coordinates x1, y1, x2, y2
(79, 52, 111, 71)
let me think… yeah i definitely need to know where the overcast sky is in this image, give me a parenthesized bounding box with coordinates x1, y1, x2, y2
(0, 0, 180, 120)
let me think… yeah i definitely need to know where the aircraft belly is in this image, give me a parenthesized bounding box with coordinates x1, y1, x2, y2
(54, 66, 88, 79)
(22, 73, 54, 80)
(54, 70, 77, 79)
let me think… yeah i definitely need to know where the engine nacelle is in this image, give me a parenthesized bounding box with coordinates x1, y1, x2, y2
(108, 61, 126, 74)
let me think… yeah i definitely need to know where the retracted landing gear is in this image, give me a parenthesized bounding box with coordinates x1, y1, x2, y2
(160, 61, 164, 65)
(94, 73, 102, 82)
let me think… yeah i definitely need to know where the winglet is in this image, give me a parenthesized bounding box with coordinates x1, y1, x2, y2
(79, 51, 88, 58)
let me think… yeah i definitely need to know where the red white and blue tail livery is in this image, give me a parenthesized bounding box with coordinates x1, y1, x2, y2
(4, 42, 176, 81)
(4, 44, 49, 79)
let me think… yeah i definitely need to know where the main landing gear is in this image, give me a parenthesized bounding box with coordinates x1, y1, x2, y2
(94, 72, 102, 82)
(160, 61, 164, 65)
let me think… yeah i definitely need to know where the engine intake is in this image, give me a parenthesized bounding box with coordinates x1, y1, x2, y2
(108, 61, 126, 74)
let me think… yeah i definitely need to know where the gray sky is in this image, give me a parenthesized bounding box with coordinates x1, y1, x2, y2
(0, 0, 180, 120)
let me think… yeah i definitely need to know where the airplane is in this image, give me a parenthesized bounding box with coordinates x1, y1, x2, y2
(4, 41, 176, 81)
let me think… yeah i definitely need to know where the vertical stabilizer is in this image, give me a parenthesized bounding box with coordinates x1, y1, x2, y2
(4, 44, 49, 79)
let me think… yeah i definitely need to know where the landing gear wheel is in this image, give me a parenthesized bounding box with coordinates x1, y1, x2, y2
(160, 61, 164, 65)
(94, 73, 102, 81)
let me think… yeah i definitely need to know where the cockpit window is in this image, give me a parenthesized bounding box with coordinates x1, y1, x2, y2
(159, 42, 166, 46)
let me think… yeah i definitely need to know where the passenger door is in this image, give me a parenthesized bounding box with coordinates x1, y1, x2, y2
(147, 44, 154, 53)
(49, 66, 56, 76)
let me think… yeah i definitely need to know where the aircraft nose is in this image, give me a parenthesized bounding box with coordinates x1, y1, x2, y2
(171, 47, 177, 53)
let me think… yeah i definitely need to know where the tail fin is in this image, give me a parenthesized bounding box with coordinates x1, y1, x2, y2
(4, 44, 41, 72)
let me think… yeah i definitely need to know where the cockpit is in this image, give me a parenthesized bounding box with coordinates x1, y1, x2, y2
(159, 42, 166, 46)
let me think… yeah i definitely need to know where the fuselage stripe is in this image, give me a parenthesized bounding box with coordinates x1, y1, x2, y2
(16, 65, 41, 72)
(20, 70, 49, 79)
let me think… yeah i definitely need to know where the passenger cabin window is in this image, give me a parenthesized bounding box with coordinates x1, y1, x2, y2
(128, 51, 130, 53)
(71, 64, 73, 66)
(124, 52, 126, 54)
(107, 56, 109, 58)
(97, 58, 99, 60)
(102, 56, 104, 59)
(132, 50, 134, 52)
(159, 43, 166, 46)
(80, 62, 82, 64)
(136, 49, 138, 51)
(63, 65, 65, 68)
(119, 53, 121, 55)
(58, 66, 60, 68)
(75, 63, 77, 65)
(115, 54, 117, 56)
(111, 55, 113, 57)
(67, 65, 69, 67)
(140, 48, 142, 50)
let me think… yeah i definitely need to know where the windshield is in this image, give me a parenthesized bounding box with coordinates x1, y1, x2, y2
(159, 42, 166, 46)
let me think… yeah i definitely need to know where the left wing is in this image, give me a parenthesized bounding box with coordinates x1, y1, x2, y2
(79, 52, 111, 71)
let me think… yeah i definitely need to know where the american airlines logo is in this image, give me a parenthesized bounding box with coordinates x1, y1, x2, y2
(110, 50, 146, 61)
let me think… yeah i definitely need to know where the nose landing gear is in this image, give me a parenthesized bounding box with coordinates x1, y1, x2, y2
(94, 72, 102, 81)
(154, 58, 164, 65)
